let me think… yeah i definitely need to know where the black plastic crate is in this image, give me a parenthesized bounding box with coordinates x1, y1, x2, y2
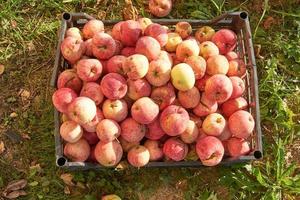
(50, 12, 263, 170)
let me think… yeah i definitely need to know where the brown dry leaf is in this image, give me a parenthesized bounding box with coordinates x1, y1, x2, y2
(97, 10, 106, 20)
(64, 186, 71, 195)
(18, 89, 31, 101)
(0, 141, 5, 154)
(115, 161, 129, 170)
(4, 179, 27, 193)
(21, 133, 31, 140)
(60, 173, 75, 186)
(0, 64, 4, 75)
(9, 112, 18, 118)
(123, 0, 138, 20)
(3, 190, 27, 199)
(263, 16, 276, 29)
(27, 41, 35, 51)
(29, 163, 42, 172)
(76, 182, 86, 189)
(11, 20, 17, 29)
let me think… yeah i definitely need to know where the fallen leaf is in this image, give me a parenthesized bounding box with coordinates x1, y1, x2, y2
(27, 41, 35, 51)
(11, 20, 17, 28)
(3, 190, 27, 199)
(76, 182, 86, 189)
(0, 64, 4, 75)
(263, 16, 276, 29)
(64, 186, 71, 195)
(123, 0, 138, 20)
(60, 173, 75, 186)
(21, 133, 31, 140)
(5, 130, 23, 143)
(18, 89, 31, 101)
(97, 10, 106, 20)
(0, 141, 5, 154)
(9, 112, 18, 118)
(5, 179, 27, 192)
(115, 161, 129, 170)
(29, 163, 41, 171)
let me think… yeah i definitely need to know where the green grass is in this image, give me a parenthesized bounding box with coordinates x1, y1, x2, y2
(0, 0, 300, 199)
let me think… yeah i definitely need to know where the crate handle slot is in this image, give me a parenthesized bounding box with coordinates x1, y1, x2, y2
(254, 150, 262, 159)
(56, 157, 67, 167)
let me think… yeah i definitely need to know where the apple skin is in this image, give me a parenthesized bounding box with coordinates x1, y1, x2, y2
(196, 136, 224, 166)
(184, 55, 206, 80)
(92, 32, 116, 60)
(176, 40, 200, 62)
(149, 0, 172, 18)
(195, 26, 215, 43)
(175, 22, 192, 39)
(171, 63, 195, 91)
(206, 55, 229, 75)
(205, 74, 233, 103)
(221, 97, 248, 117)
(199, 41, 219, 60)
(165, 32, 182, 52)
(82, 19, 104, 39)
(228, 110, 255, 139)
(212, 29, 237, 55)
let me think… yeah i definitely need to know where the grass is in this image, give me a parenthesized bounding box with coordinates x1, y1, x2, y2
(0, 0, 300, 199)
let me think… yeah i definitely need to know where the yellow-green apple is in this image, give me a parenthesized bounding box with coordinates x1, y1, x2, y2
(195, 26, 215, 43)
(165, 32, 182, 52)
(199, 41, 219, 60)
(171, 63, 195, 91)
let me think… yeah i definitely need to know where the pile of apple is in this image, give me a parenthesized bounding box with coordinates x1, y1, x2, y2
(52, 18, 255, 167)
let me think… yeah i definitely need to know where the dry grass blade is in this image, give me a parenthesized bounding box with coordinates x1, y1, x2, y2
(0, 141, 5, 154)
(0, 64, 4, 75)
